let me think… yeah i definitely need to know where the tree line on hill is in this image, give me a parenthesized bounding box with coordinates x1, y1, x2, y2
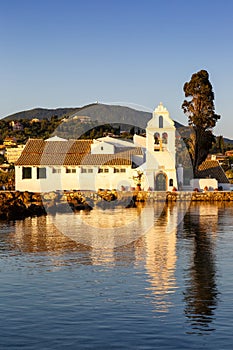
(0, 116, 61, 144)
(0, 116, 145, 145)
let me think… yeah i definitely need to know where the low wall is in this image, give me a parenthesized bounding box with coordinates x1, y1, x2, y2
(165, 191, 233, 201)
(190, 178, 218, 191)
(119, 190, 233, 202)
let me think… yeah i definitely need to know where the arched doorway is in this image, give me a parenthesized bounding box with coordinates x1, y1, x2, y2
(155, 173, 167, 191)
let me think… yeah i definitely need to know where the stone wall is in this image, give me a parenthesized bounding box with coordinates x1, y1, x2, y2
(165, 191, 233, 202)
(1, 190, 233, 221)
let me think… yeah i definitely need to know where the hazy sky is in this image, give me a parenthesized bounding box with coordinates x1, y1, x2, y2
(1, 0, 233, 137)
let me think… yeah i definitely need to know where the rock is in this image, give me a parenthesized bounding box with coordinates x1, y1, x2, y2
(27, 204, 46, 217)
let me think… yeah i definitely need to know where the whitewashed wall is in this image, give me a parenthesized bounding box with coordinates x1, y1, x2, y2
(91, 142, 115, 154)
(15, 165, 138, 192)
(190, 178, 218, 191)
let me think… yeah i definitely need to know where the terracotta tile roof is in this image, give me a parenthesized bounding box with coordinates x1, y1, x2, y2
(15, 139, 93, 166)
(15, 139, 142, 166)
(197, 160, 229, 183)
(80, 149, 141, 166)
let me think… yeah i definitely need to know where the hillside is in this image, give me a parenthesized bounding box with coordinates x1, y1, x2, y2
(0, 103, 187, 144)
(3, 107, 78, 122)
(67, 103, 184, 130)
(3, 103, 183, 128)
(2, 103, 97, 122)
(2, 103, 232, 145)
(223, 137, 233, 145)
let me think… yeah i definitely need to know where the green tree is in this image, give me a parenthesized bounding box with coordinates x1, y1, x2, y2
(182, 70, 220, 177)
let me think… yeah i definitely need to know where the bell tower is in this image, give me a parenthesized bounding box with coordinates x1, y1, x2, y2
(146, 102, 175, 159)
(145, 103, 177, 190)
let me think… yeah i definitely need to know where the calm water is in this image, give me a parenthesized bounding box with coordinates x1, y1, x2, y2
(0, 202, 233, 349)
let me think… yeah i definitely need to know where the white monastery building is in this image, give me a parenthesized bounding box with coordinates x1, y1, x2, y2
(15, 103, 178, 192)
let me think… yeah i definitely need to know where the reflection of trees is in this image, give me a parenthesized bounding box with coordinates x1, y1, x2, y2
(182, 204, 219, 333)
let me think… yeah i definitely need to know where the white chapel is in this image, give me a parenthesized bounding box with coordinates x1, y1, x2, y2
(15, 103, 178, 192)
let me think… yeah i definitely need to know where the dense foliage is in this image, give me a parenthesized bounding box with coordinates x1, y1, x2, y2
(182, 70, 221, 177)
(182, 70, 220, 129)
(0, 116, 143, 145)
(0, 117, 62, 144)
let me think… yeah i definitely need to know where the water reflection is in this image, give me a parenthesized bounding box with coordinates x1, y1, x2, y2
(141, 204, 178, 313)
(13, 216, 80, 253)
(49, 203, 155, 249)
(0, 202, 224, 335)
(182, 203, 219, 334)
(6, 203, 175, 261)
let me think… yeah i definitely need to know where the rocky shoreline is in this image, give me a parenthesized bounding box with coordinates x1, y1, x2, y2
(0, 190, 92, 221)
(1, 189, 233, 221)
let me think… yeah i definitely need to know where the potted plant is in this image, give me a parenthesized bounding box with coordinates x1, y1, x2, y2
(133, 170, 143, 191)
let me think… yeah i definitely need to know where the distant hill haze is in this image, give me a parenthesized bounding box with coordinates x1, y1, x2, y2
(3, 103, 183, 129)
(3, 107, 82, 122)
(3, 103, 232, 144)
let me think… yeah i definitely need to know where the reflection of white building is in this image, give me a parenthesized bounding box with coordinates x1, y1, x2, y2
(134, 204, 178, 312)
(15, 103, 178, 192)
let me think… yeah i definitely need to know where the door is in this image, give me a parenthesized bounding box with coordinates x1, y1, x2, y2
(155, 173, 167, 191)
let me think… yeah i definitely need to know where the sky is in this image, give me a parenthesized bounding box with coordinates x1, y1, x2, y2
(0, 0, 233, 137)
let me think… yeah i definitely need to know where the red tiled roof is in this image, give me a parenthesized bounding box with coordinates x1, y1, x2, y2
(79, 150, 140, 166)
(15, 139, 93, 166)
(15, 139, 142, 166)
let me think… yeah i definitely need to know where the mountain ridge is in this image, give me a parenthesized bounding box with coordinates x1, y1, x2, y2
(2, 103, 232, 144)
(2, 103, 183, 129)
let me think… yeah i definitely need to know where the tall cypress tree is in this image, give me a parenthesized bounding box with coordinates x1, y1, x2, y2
(182, 70, 220, 177)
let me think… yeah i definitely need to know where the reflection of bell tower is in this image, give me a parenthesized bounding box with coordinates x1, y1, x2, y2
(134, 204, 178, 312)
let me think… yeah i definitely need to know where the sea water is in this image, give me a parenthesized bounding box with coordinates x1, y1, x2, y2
(0, 202, 233, 349)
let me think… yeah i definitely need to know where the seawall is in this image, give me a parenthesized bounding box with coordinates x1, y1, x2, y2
(147, 190, 233, 202)
(1, 190, 233, 221)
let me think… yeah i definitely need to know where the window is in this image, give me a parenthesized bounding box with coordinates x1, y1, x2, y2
(154, 132, 160, 144)
(88, 169, 93, 173)
(159, 115, 163, 128)
(114, 168, 120, 173)
(37, 167, 46, 179)
(81, 168, 87, 173)
(162, 132, 168, 144)
(98, 168, 109, 173)
(52, 168, 61, 174)
(169, 179, 173, 186)
(101, 146, 104, 151)
(120, 169, 126, 173)
(22, 167, 32, 179)
(66, 168, 76, 173)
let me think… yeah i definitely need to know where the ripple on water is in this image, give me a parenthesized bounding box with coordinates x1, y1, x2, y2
(0, 203, 233, 349)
